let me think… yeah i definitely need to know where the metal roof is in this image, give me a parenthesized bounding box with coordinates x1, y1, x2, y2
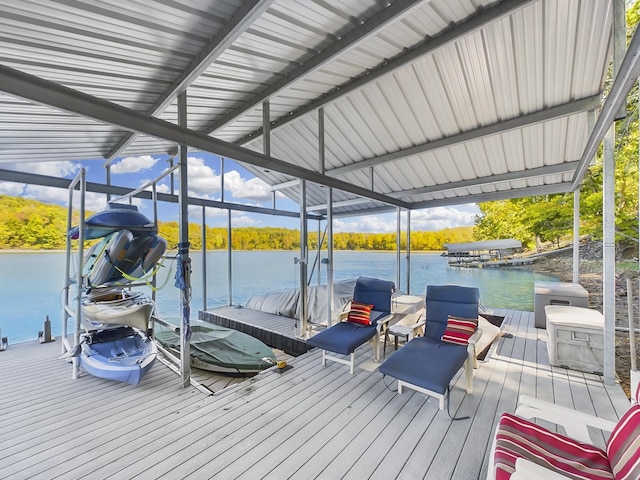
(444, 239, 523, 253)
(0, 0, 630, 217)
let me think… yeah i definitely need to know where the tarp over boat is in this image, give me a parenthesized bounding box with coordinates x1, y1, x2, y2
(154, 321, 276, 374)
(245, 279, 356, 324)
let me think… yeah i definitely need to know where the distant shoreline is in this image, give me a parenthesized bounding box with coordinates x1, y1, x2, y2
(0, 248, 444, 254)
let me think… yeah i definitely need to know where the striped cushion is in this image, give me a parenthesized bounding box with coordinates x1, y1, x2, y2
(441, 315, 478, 345)
(606, 404, 640, 480)
(346, 301, 374, 326)
(494, 413, 613, 480)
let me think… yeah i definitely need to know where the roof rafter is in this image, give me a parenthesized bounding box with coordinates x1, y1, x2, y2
(104, 0, 276, 162)
(327, 97, 599, 176)
(199, 0, 425, 137)
(389, 161, 580, 198)
(411, 182, 572, 209)
(233, 0, 534, 146)
(0, 64, 410, 209)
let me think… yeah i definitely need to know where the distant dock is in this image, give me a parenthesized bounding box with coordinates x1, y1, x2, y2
(443, 238, 534, 268)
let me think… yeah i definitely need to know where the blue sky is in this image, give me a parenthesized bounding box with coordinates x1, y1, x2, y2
(0, 153, 480, 232)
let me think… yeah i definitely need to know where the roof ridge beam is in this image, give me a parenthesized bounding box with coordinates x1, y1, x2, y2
(200, 0, 424, 137)
(0, 65, 409, 209)
(234, 0, 534, 146)
(104, 0, 275, 162)
(328, 96, 600, 176)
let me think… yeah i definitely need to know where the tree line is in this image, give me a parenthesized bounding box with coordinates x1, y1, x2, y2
(0, 195, 473, 251)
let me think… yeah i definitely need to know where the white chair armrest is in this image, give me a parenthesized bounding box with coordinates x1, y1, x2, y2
(376, 313, 394, 331)
(510, 458, 572, 480)
(468, 327, 483, 345)
(515, 395, 617, 443)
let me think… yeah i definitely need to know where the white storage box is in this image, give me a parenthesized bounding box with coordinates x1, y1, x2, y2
(545, 305, 604, 374)
(534, 281, 589, 328)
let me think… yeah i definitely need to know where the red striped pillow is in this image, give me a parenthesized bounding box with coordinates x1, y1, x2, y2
(441, 315, 478, 345)
(607, 404, 640, 480)
(494, 412, 612, 480)
(347, 301, 375, 326)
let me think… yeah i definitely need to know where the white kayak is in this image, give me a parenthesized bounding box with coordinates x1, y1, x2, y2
(82, 289, 154, 331)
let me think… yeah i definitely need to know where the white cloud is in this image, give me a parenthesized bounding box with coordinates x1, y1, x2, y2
(333, 205, 480, 233)
(0, 181, 25, 196)
(185, 156, 221, 197)
(111, 155, 159, 174)
(224, 171, 273, 202)
(334, 215, 396, 233)
(230, 213, 260, 227)
(410, 205, 479, 231)
(2, 160, 80, 177)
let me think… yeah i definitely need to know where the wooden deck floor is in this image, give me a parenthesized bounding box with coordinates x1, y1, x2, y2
(0, 309, 631, 479)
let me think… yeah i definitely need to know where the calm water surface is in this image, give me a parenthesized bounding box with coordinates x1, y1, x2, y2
(0, 250, 557, 343)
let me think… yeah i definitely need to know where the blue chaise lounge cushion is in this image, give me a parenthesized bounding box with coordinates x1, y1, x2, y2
(378, 337, 468, 395)
(307, 322, 377, 356)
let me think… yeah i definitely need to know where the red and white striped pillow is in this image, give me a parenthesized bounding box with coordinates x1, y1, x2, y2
(346, 301, 375, 326)
(441, 315, 478, 345)
(607, 404, 640, 480)
(493, 412, 612, 480)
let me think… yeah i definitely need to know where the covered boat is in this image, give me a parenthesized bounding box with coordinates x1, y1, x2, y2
(155, 321, 277, 374)
(79, 327, 157, 385)
(82, 289, 154, 331)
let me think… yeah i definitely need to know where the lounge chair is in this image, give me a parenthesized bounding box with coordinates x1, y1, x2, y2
(378, 284, 481, 411)
(487, 395, 640, 480)
(306, 276, 395, 374)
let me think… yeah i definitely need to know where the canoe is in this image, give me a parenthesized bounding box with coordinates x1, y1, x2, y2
(155, 321, 277, 374)
(79, 327, 157, 385)
(69, 203, 156, 240)
(82, 289, 154, 331)
(83, 230, 166, 287)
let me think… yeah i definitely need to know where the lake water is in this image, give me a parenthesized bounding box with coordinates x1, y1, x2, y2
(0, 250, 557, 344)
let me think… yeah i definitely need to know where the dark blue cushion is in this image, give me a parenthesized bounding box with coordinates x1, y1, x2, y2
(307, 322, 377, 355)
(425, 285, 479, 340)
(353, 276, 395, 318)
(378, 337, 467, 395)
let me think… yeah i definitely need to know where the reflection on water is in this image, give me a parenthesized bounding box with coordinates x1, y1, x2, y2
(0, 250, 557, 343)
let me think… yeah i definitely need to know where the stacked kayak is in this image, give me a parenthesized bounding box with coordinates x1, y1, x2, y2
(69, 203, 166, 385)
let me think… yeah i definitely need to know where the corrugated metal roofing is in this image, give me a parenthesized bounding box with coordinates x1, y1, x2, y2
(0, 0, 622, 216)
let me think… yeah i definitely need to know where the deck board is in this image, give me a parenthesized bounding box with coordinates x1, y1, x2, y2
(0, 309, 631, 479)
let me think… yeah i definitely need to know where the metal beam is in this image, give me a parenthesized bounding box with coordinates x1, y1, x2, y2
(411, 182, 573, 209)
(389, 161, 580, 198)
(0, 168, 323, 220)
(104, 0, 275, 161)
(234, 0, 533, 145)
(328, 97, 599, 176)
(0, 65, 410, 209)
(201, 0, 424, 136)
(572, 22, 640, 190)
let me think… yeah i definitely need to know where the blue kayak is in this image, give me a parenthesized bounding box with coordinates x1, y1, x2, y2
(69, 203, 156, 240)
